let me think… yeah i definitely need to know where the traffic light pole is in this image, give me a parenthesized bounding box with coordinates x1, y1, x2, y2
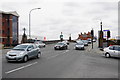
(107, 37, 108, 47)
(91, 29, 94, 49)
(107, 30, 110, 47)
(92, 35, 93, 49)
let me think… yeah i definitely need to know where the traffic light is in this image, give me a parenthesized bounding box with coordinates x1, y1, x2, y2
(91, 29, 94, 37)
(107, 31, 110, 38)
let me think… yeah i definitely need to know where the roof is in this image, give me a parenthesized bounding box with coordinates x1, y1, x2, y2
(20, 43, 34, 45)
(0, 11, 19, 17)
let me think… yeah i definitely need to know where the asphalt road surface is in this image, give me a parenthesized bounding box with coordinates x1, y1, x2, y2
(1, 42, 119, 78)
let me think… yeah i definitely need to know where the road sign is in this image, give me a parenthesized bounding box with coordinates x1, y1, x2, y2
(60, 35, 63, 38)
(103, 30, 110, 38)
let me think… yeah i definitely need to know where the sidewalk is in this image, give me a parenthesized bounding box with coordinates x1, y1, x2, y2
(88, 42, 103, 54)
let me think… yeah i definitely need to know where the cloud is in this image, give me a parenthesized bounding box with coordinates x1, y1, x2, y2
(1, 0, 118, 40)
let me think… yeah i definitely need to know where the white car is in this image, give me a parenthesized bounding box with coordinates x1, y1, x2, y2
(103, 45, 120, 58)
(34, 41, 46, 48)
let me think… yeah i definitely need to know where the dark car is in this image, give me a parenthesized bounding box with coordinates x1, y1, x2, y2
(54, 42, 68, 50)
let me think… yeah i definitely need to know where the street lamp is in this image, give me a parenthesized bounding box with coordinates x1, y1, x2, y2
(29, 8, 41, 39)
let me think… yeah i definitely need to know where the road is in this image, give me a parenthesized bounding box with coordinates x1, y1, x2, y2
(1, 42, 119, 78)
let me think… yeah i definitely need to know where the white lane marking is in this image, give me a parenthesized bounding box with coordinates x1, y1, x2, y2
(5, 62, 38, 74)
(47, 50, 70, 59)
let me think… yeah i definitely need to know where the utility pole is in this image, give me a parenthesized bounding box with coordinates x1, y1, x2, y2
(91, 29, 94, 49)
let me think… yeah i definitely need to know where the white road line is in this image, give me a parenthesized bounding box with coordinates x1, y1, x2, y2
(5, 62, 38, 74)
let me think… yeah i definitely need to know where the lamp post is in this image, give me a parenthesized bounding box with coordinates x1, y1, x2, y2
(29, 8, 41, 39)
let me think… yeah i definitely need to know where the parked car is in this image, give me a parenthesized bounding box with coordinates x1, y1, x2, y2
(34, 41, 46, 48)
(103, 45, 120, 58)
(74, 42, 85, 50)
(54, 42, 68, 50)
(6, 43, 41, 62)
(81, 40, 88, 46)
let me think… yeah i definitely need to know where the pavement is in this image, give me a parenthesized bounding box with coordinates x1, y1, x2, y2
(1, 42, 119, 78)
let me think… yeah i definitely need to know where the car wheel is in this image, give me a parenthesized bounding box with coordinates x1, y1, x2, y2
(37, 53, 41, 58)
(23, 56, 28, 62)
(105, 53, 111, 58)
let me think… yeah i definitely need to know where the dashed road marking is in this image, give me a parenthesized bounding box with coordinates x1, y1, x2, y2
(5, 62, 38, 74)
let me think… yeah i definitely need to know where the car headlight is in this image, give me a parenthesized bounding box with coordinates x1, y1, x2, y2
(17, 52, 24, 57)
(60, 46, 63, 47)
(76, 45, 78, 47)
(6, 52, 10, 56)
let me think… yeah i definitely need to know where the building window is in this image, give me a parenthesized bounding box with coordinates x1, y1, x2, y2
(7, 15, 10, 27)
(2, 38, 4, 42)
(2, 22, 4, 26)
(2, 15, 5, 18)
(0, 30, 1, 34)
(2, 30, 4, 34)
(0, 38, 2, 42)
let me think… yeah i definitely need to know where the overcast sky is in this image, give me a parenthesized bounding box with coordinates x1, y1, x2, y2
(1, 0, 119, 40)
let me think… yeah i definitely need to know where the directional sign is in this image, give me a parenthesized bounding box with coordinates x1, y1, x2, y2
(60, 35, 63, 38)
(103, 30, 110, 38)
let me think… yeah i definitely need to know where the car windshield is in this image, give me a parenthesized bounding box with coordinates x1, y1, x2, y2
(82, 40, 88, 43)
(88, 39, 91, 41)
(76, 43, 83, 45)
(13, 45, 28, 51)
(57, 43, 64, 45)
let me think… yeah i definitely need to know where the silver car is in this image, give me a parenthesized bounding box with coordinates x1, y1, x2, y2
(6, 43, 41, 62)
(74, 42, 85, 50)
(103, 45, 120, 58)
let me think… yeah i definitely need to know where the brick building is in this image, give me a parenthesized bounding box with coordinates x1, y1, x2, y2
(0, 11, 19, 46)
(77, 32, 92, 40)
